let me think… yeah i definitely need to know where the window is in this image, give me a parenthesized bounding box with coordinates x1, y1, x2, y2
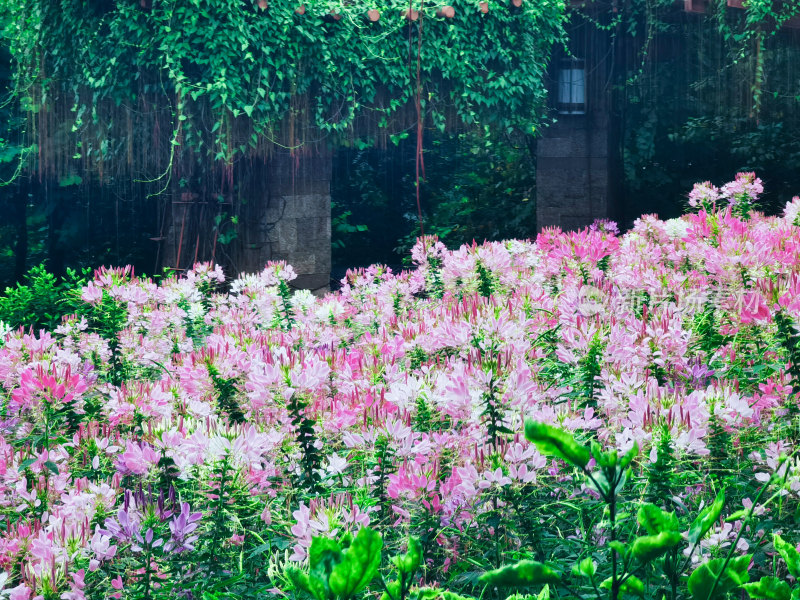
(557, 58, 585, 114)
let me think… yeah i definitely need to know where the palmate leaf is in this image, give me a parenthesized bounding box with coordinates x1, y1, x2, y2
(523, 420, 591, 469)
(637, 503, 679, 535)
(774, 535, 800, 579)
(688, 554, 752, 600)
(329, 528, 383, 599)
(742, 577, 793, 600)
(600, 575, 645, 597)
(479, 560, 561, 588)
(689, 490, 726, 545)
(631, 531, 682, 563)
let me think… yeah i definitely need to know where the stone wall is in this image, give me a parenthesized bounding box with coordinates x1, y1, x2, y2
(536, 111, 612, 231)
(162, 151, 332, 294)
(238, 151, 332, 294)
(536, 18, 618, 232)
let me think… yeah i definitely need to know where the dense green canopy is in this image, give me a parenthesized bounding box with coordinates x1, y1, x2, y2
(4, 0, 565, 176)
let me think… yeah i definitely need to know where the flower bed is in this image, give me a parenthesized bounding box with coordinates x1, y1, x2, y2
(1, 180, 799, 599)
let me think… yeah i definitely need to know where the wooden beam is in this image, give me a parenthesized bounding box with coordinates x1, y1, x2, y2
(684, 0, 707, 13)
(683, 0, 799, 30)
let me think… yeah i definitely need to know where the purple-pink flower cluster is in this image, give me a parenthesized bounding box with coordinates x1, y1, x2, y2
(0, 179, 797, 596)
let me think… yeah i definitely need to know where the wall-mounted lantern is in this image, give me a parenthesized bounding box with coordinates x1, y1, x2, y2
(557, 57, 586, 115)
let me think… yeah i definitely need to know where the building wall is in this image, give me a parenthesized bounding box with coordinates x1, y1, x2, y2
(237, 151, 332, 294)
(536, 110, 611, 230)
(536, 19, 617, 232)
(162, 151, 332, 294)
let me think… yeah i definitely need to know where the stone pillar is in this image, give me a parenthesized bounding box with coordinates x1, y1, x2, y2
(536, 19, 617, 232)
(234, 151, 332, 294)
(162, 151, 332, 294)
(263, 151, 331, 293)
(536, 113, 612, 231)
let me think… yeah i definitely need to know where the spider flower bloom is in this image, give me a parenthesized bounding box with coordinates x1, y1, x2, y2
(721, 172, 764, 203)
(688, 181, 720, 208)
(10, 364, 89, 413)
(164, 502, 202, 553)
(411, 235, 447, 265)
(116, 442, 159, 476)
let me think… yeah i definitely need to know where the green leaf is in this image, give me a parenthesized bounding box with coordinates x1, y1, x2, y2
(380, 579, 400, 600)
(286, 567, 329, 600)
(305, 536, 343, 600)
(536, 585, 551, 600)
(599, 575, 645, 597)
(309, 537, 343, 571)
(329, 528, 383, 599)
(417, 590, 474, 600)
(18, 458, 36, 472)
(688, 555, 752, 600)
(479, 560, 561, 588)
(774, 535, 800, 579)
(609, 541, 628, 558)
(631, 531, 682, 563)
(591, 441, 617, 468)
(391, 536, 422, 575)
(620, 442, 639, 469)
(638, 504, 679, 535)
(743, 577, 792, 600)
(726, 509, 748, 522)
(689, 490, 726, 544)
(43, 460, 59, 475)
(523, 420, 590, 469)
(571, 557, 596, 578)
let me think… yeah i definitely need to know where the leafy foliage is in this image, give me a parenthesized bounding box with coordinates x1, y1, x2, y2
(5, 0, 565, 171)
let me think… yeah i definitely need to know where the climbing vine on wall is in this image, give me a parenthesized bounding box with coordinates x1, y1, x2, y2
(4, 0, 566, 182)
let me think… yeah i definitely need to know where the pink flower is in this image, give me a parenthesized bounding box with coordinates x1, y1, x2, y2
(9, 584, 32, 600)
(721, 172, 764, 202)
(738, 291, 771, 324)
(478, 467, 513, 489)
(117, 442, 159, 476)
(688, 181, 720, 208)
(80, 281, 103, 304)
(90, 527, 117, 561)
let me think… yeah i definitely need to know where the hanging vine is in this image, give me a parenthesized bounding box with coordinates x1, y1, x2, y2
(3, 0, 567, 185)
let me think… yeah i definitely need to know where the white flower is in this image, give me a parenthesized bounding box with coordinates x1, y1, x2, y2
(187, 302, 205, 320)
(0, 321, 11, 340)
(325, 453, 349, 476)
(664, 218, 690, 239)
(291, 289, 316, 313)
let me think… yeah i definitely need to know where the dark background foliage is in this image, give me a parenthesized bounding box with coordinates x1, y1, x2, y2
(1, 1, 800, 287)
